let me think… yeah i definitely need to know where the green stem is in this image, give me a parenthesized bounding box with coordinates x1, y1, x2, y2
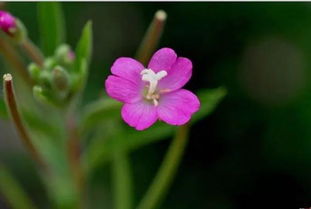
(3, 74, 46, 169)
(136, 10, 167, 65)
(21, 38, 45, 67)
(112, 151, 133, 209)
(0, 163, 38, 209)
(65, 110, 84, 209)
(136, 125, 190, 209)
(0, 37, 33, 86)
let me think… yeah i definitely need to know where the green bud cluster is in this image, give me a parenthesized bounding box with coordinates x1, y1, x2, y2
(28, 44, 79, 107)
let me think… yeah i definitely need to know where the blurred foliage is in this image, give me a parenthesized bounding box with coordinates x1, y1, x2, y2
(0, 163, 37, 209)
(0, 98, 7, 118)
(0, 2, 310, 209)
(83, 87, 226, 174)
(37, 2, 65, 56)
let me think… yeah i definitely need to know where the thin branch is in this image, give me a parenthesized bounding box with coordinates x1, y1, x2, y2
(136, 10, 167, 65)
(21, 38, 45, 67)
(136, 125, 190, 209)
(0, 37, 33, 86)
(66, 111, 85, 209)
(3, 74, 45, 168)
(112, 151, 133, 209)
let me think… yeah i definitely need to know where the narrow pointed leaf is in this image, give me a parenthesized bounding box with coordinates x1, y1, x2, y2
(37, 2, 65, 56)
(73, 21, 92, 72)
(192, 87, 227, 123)
(85, 87, 226, 172)
(0, 163, 38, 209)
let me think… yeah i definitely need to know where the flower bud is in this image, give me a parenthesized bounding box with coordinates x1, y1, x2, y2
(0, 10, 16, 36)
(33, 85, 54, 106)
(51, 66, 70, 92)
(28, 63, 41, 82)
(0, 11, 26, 43)
(55, 44, 75, 66)
(39, 70, 52, 88)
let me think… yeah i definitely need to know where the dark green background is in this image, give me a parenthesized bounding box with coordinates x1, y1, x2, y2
(1, 2, 311, 209)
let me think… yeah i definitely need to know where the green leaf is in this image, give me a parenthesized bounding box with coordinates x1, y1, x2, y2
(192, 87, 227, 123)
(84, 87, 226, 172)
(80, 97, 122, 135)
(0, 163, 38, 209)
(73, 21, 92, 72)
(85, 121, 175, 173)
(37, 2, 65, 56)
(0, 98, 8, 119)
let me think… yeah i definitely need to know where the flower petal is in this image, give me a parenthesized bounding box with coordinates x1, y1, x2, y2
(111, 57, 145, 83)
(105, 75, 142, 103)
(158, 89, 200, 125)
(121, 102, 158, 130)
(148, 48, 177, 72)
(158, 57, 192, 91)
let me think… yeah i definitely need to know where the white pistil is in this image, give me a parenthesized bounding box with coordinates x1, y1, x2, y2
(141, 68, 167, 106)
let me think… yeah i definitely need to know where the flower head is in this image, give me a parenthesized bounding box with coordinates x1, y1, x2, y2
(0, 11, 16, 36)
(105, 48, 200, 130)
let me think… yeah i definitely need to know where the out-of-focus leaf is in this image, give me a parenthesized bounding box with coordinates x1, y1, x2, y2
(44, 172, 79, 209)
(84, 87, 226, 172)
(0, 163, 38, 209)
(192, 87, 227, 123)
(0, 98, 8, 119)
(73, 21, 92, 72)
(80, 98, 122, 135)
(22, 109, 61, 140)
(85, 121, 175, 173)
(37, 2, 65, 56)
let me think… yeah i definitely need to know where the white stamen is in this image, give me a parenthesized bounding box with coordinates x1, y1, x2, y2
(153, 98, 159, 106)
(141, 68, 167, 106)
(141, 69, 167, 96)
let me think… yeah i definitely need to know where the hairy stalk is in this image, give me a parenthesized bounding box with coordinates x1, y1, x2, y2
(113, 151, 133, 209)
(136, 10, 167, 65)
(65, 109, 84, 209)
(0, 37, 32, 85)
(3, 74, 46, 169)
(21, 38, 45, 67)
(136, 125, 190, 209)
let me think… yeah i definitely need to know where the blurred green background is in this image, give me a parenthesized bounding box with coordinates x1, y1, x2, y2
(1, 2, 311, 209)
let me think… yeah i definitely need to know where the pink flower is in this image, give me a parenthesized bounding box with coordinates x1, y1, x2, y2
(105, 48, 200, 130)
(0, 11, 16, 36)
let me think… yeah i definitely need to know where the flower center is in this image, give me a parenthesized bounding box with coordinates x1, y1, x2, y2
(141, 68, 167, 106)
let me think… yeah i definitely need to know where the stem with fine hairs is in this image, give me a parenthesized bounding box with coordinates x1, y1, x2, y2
(21, 38, 45, 67)
(136, 10, 167, 65)
(3, 74, 46, 169)
(136, 125, 190, 209)
(65, 106, 85, 209)
(0, 37, 33, 86)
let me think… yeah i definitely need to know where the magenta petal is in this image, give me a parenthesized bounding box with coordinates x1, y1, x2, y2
(0, 11, 16, 35)
(105, 75, 142, 103)
(121, 102, 158, 130)
(158, 57, 192, 91)
(111, 57, 145, 83)
(148, 48, 177, 72)
(158, 89, 200, 125)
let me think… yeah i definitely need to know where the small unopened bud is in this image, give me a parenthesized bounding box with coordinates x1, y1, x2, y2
(51, 66, 70, 92)
(67, 50, 75, 62)
(43, 58, 56, 71)
(33, 85, 54, 106)
(55, 44, 75, 65)
(28, 63, 41, 82)
(0, 11, 16, 36)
